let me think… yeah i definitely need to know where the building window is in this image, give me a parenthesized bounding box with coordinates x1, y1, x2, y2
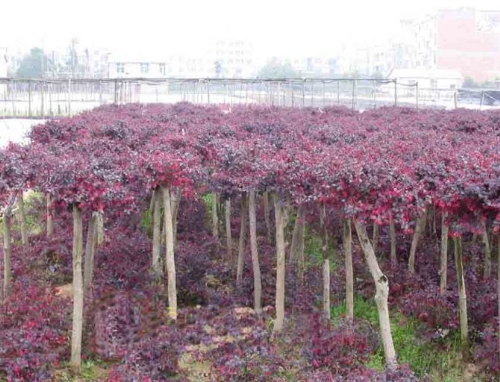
(116, 63, 125, 74)
(141, 63, 149, 74)
(159, 63, 166, 75)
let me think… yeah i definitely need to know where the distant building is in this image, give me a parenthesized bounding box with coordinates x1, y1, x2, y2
(208, 40, 255, 78)
(0, 47, 8, 77)
(393, 7, 500, 82)
(0, 47, 7, 96)
(108, 53, 168, 78)
(265, 55, 337, 77)
(388, 68, 463, 90)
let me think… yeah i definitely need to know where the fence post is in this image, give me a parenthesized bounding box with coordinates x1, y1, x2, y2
(480, 90, 484, 110)
(351, 79, 356, 110)
(41, 80, 45, 117)
(114, 79, 118, 104)
(28, 80, 32, 117)
(67, 78, 72, 116)
(302, 80, 305, 107)
(207, 80, 211, 104)
(322, 81, 326, 106)
(337, 81, 340, 105)
(416, 82, 419, 109)
(311, 81, 315, 106)
(11, 80, 16, 117)
(453, 91, 458, 109)
(99, 80, 103, 105)
(394, 80, 398, 106)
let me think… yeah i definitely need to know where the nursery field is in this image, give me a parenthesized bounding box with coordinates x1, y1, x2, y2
(0, 103, 500, 381)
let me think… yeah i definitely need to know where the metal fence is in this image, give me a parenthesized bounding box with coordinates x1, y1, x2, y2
(0, 77, 498, 118)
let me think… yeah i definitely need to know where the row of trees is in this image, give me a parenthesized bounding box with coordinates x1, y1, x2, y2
(1, 102, 500, 372)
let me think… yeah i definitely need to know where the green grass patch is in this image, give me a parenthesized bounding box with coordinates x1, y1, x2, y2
(331, 297, 463, 379)
(304, 230, 336, 269)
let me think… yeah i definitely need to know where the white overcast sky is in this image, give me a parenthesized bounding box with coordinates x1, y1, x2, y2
(1, 0, 499, 58)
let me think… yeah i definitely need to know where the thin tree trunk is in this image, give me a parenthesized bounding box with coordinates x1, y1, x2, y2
(320, 204, 330, 319)
(263, 192, 272, 243)
(372, 223, 379, 257)
(212, 192, 219, 241)
(289, 205, 306, 281)
(2, 207, 12, 299)
(96, 212, 104, 246)
(70, 205, 84, 371)
(46, 194, 54, 237)
(454, 237, 469, 362)
(171, 189, 181, 249)
(225, 199, 232, 261)
(297, 208, 306, 282)
(152, 190, 162, 276)
(408, 209, 427, 274)
(236, 195, 247, 285)
(482, 221, 492, 279)
(18, 191, 28, 247)
(83, 212, 97, 296)
(497, 234, 500, 365)
(440, 212, 449, 294)
(273, 193, 287, 335)
(249, 191, 262, 315)
(344, 218, 354, 321)
(390, 217, 396, 264)
(162, 187, 177, 320)
(354, 220, 397, 370)
(289, 207, 299, 265)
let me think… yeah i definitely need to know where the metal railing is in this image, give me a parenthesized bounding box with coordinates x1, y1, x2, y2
(0, 77, 498, 118)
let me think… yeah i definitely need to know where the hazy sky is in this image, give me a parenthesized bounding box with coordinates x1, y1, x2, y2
(1, 0, 499, 58)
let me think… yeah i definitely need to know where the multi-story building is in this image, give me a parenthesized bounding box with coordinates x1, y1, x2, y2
(390, 7, 500, 82)
(108, 53, 168, 78)
(209, 40, 255, 78)
(0, 47, 8, 77)
(0, 47, 7, 96)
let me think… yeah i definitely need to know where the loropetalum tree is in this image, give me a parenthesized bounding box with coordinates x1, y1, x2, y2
(11, 103, 500, 375)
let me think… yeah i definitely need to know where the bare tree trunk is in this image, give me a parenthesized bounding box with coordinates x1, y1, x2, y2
(297, 208, 306, 282)
(343, 218, 354, 321)
(96, 212, 104, 246)
(408, 209, 427, 274)
(225, 199, 232, 261)
(289, 205, 306, 281)
(162, 187, 177, 320)
(171, 189, 181, 249)
(70, 205, 84, 371)
(482, 220, 491, 279)
(372, 223, 379, 257)
(471, 234, 478, 245)
(427, 207, 435, 237)
(390, 217, 396, 264)
(236, 195, 247, 285)
(212, 192, 219, 241)
(454, 237, 469, 362)
(497, 234, 500, 365)
(273, 193, 287, 335)
(249, 191, 262, 315)
(152, 190, 162, 276)
(440, 212, 449, 294)
(46, 194, 54, 237)
(18, 191, 28, 247)
(2, 207, 12, 299)
(354, 221, 397, 370)
(263, 192, 272, 243)
(289, 207, 299, 265)
(83, 212, 97, 296)
(320, 204, 330, 319)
